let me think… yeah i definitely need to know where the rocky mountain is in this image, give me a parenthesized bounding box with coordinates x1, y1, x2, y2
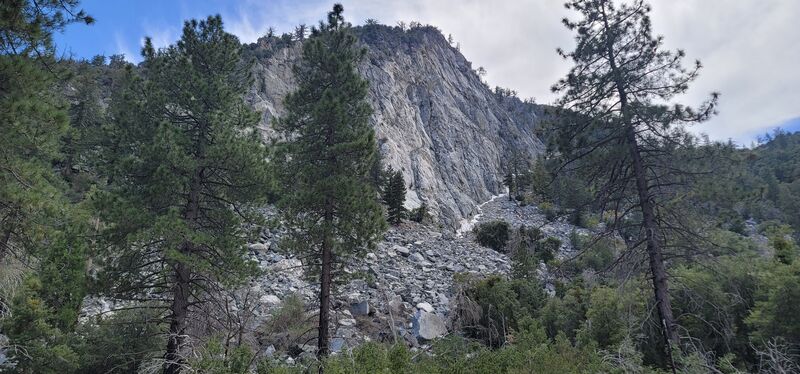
(244, 24, 546, 228)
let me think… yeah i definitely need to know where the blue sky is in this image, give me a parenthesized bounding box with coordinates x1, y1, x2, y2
(55, 0, 800, 144)
(55, 0, 330, 62)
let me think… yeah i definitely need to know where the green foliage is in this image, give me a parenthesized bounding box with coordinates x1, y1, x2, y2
(408, 203, 429, 223)
(190, 336, 254, 374)
(747, 261, 800, 348)
(259, 294, 316, 351)
(95, 16, 270, 370)
(462, 276, 547, 346)
(274, 5, 385, 356)
(772, 236, 797, 264)
(99, 13, 268, 281)
(540, 282, 588, 342)
(322, 342, 410, 374)
(1, 277, 80, 373)
(472, 220, 510, 252)
(563, 233, 618, 274)
(671, 259, 759, 367)
(577, 287, 625, 349)
(274, 4, 386, 271)
(382, 169, 407, 225)
(74, 308, 163, 373)
(509, 226, 561, 278)
(316, 334, 614, 374)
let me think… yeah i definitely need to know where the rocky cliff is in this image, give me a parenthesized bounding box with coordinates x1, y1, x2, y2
(245, 25, 546, 228)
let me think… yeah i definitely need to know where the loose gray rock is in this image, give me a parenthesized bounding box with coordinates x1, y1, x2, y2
(409, 252, 426, 263)
(412, 310, 447, 341)
(350, 300, 370, 316)
(395, 245, 410, 257)
(260, 294, 281, 306)
(339, 318, 357, 327)
(248, 242, 270, 252)
(416, 302, 434, 313)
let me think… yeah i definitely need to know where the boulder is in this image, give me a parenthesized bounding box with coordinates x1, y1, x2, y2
(349, 300, 370, 316)
(411, 310, 447, 341)
(394, 245, 410, 256)
(409, 252, 426, 263)
(339, 318, 357, 327)
(330, 337, 346, 353)
(248, 242, 270, 252)
(260, 294, 281, 306)
(416, 302, 434, 313)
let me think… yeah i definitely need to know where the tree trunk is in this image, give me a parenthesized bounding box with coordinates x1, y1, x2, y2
(0, 225, 12, 262)
(626, 126, 680, 351)
(599, 3, 678, 368)
(164, 260, 191, 374)
(164, 171, 202, 374)
(317, 234, 332, 360)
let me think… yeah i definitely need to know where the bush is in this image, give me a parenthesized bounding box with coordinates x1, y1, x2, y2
(408, 203, 429, 223)
(259, 294, 316, 352)
(453, 275, 547, 347)
(539, 202, 558, 221)
(564, 233, 617, 274)
(473, 221, 510, 252)
(75, 308, 163, 373)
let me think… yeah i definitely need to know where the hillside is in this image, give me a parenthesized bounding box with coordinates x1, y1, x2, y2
(4, 1, 800, 373)
(244, 24, 546, 228)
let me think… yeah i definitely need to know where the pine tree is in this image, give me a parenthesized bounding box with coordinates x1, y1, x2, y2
(551, 0, 718, 369)
(384, 170, 407, 225)
(96, 16, 270, 374)
(274, 4, 386, 358)
(0, 0, 92, 262)
(0, 1, 95, 370)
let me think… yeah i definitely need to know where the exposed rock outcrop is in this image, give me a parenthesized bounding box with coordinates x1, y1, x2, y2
(245, 25, 546, 228)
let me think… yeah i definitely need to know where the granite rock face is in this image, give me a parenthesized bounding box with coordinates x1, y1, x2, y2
(245, 25, 546, 228)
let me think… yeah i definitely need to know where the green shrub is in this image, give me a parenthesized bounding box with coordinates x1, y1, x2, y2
(456, 275, 547, 347)
(259, 294, 316, 351)
(191, 336, 254, 374)
(75, 308, 163, 373)
(564, 233, 617, 274)
(408, 203, 429, 223)
(473, 220, 510, 252)
(577, 287, 625, 349)
(747, 261, 800, 348)
(772, 236, 797, 265)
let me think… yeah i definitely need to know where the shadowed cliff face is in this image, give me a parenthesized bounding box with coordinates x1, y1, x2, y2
(246, 24, 545, 228)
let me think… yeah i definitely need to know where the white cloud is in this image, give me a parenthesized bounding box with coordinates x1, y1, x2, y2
(223, 0, 330, 44)
(114, 32, 138, 62)
(214, 0, 800, 143)
(142, 22, 178, 50)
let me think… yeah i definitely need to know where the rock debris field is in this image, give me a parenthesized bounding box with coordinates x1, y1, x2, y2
(249, 196, 588, 356)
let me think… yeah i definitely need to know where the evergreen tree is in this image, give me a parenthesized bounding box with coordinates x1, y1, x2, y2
(384, 170, 407, 225)
(551, 0, 718, 368)
(96, 16, 269, 374)
(0, 2, 98, 372)
(274, 4, 386, 358)
(0, 0, 92, 262)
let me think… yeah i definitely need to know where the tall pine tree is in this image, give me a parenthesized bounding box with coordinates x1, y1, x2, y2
(551, 0, 717, 368)
(274, 4, 386, 358)
(96, 16, 270, 374)
(383, 169, 407, 225)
